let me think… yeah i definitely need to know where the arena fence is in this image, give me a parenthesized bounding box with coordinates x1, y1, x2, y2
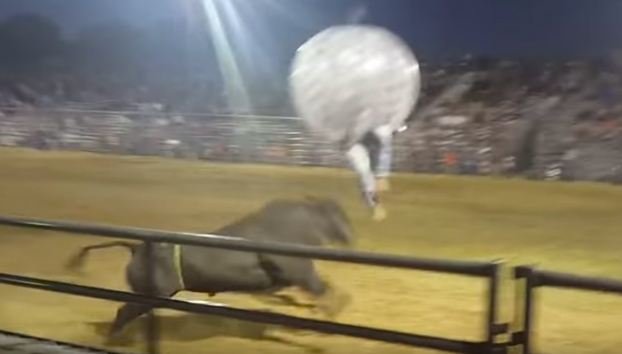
(511, 266, 622, 354)
(0, 107, 346, 168)
(0, 215, 506, 354)
(0, 106, 518, 174)
(3, 107, 622, 182)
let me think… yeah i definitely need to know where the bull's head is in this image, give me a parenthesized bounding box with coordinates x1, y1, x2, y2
(305, 196, 355, 247)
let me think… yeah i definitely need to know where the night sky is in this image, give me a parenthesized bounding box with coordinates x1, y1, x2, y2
(2, 0, 622, 61)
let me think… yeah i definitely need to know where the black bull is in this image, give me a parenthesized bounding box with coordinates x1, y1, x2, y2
(65, 197, 355, 337)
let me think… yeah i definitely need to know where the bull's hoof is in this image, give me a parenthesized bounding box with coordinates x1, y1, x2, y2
(317, 289, 351, 319)
(105, 331, 131, 346)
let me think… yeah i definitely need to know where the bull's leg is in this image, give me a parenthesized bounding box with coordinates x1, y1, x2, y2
(264, 256, 351, 318)
(108, 244, 182, 339)
(108, 303, 152, 338)
(108, 288, 178, 339)
(298, 271, 351, 319)
(253, 287, 317, 310)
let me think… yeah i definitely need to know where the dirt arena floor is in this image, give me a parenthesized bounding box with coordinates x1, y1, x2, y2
(0, 148, 621, 354)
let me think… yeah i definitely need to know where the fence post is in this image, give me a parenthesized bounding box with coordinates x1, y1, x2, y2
(485, 260, 508, 354)
(144, 241, 160, 354)
(511, 266, 536, 354)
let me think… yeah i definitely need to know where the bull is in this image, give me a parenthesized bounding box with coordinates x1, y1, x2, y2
(65, 197, 354, 338)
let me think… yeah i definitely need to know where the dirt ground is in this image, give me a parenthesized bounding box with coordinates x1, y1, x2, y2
(0, 148, 621, 354)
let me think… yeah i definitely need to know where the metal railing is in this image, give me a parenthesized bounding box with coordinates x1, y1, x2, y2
(0, 215, 506, 354)
(3, 107, 622, 181)
(511, 266, 622, 354)
(0, 107, 510, 172)
(2, 215, 622, 354)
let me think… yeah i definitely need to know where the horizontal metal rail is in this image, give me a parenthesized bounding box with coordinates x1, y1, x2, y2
(0, 272, 483, 354)
(532, 269, 622, 295)
(0, 106, 302, 121)
(0, 215, 494, 277)
(0, 329, 127, 354)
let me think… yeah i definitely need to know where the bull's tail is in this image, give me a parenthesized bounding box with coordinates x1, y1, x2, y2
(65, 241, 139, 273)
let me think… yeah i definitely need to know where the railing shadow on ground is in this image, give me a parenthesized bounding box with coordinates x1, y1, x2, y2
(88, 312, 326, 352)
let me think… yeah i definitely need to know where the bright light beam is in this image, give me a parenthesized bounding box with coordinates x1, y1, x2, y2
(201, 0, 252, 114)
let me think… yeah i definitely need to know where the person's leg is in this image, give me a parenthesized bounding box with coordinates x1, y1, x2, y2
(345, 143, 386, 220)
(371, 125, 394, 192)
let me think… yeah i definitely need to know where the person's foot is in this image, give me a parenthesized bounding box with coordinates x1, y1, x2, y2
(376, 177, 391, 192)
(372, 203, 387, 221)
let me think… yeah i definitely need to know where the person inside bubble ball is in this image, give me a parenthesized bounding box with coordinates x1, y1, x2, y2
(342, 123, 407, 221)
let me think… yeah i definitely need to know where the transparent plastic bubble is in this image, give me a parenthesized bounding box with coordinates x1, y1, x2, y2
(289, 25, 421, 145)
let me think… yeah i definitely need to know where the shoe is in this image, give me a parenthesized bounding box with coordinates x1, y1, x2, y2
(372, 204, 388, 221)
(376, 177, 391, 192)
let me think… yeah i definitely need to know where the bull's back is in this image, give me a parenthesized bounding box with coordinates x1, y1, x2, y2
(214, 200, 322, 246)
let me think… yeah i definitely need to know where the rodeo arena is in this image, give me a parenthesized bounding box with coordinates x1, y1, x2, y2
(1, 3, 622, 354)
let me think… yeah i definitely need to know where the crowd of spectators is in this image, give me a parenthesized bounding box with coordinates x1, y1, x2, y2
(2, 55, 622, 184)
(395, 57, 622, 182)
